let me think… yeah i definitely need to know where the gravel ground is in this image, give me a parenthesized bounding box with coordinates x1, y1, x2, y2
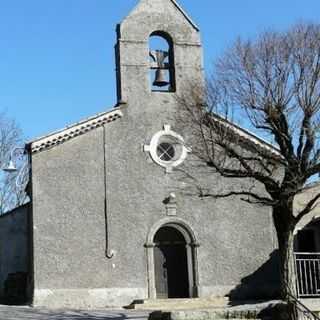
(0, 306, 150, 320)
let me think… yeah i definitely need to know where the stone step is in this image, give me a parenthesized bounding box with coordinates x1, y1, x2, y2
(145, 301, 285, 320)
(170, 310, 261, 320)
(147, 310, 263, 320)
(300, 298, 320, 312)
(132, 298, 230, 310)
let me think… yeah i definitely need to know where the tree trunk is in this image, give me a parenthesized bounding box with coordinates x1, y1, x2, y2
(273, 205, 298, 301)
(278, 228, 297, 300)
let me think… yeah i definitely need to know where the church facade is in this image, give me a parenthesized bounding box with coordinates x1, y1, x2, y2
(2, 0, 281, 309)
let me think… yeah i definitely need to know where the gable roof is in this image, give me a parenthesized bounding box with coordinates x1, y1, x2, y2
(211, 113, 281, 158)
(27, 106, 279, 157)
(28, 108, 123, 154)
(170, 0, 200, 31)
(123, 0, 199, 32)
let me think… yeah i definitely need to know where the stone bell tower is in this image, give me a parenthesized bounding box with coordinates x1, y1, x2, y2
(115, 0, 204, 114)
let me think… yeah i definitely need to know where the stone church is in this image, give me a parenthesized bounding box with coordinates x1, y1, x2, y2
(1, 0, 284, 309)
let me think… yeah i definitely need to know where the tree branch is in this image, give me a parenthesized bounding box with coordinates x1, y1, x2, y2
(296, 192, 320, 222)
(200, 190, 275, 206)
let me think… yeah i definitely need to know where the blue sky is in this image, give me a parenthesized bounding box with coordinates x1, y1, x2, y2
(1, 0, 320, 141)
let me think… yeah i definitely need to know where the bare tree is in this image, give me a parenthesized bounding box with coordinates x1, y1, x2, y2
(176, 23, 320, 302)
(0, 112, 27, 214)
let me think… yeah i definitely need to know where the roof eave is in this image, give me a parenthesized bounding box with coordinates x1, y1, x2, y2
(29, 107, 124, 154)
(211, 113, 281, 158)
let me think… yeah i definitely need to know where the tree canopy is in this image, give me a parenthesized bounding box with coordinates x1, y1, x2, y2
(176, 23, 320, 302)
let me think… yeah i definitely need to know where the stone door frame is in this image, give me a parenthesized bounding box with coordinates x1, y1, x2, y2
(145, 217, 200, 299)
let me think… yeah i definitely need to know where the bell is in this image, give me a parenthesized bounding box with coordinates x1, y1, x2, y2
(153, 69, 170, 87)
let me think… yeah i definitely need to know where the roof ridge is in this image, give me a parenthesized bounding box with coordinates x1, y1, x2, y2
(29, 107, 121, 144)
(211, 113, 281, 156)
(170, 0, 200, 31)
(122, 0, 200, 32)
(213, 113, 280, 152)
(28, 107, 123, 154)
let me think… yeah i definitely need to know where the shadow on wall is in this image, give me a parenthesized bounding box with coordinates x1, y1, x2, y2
(228, 250, 281, 303)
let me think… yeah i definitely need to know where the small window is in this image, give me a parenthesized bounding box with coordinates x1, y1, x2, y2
(144, 125, 190, 173)
(157, 142, 176, 162)
(149, 32, 175, 92)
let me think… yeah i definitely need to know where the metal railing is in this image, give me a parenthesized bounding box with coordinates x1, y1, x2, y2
(295, 253, 320, 298)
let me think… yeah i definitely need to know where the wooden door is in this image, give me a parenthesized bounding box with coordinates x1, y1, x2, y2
(154, 226, 190, 299)
(154, 245, 169, 298)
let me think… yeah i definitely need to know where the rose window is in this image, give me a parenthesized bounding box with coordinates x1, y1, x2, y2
(144, 125, 190, 173)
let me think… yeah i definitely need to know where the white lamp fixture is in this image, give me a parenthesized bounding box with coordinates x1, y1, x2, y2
(3, 160, 17, 173)
(2, 147, 29, 190)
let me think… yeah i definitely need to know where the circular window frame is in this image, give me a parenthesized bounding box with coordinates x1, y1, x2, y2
(144, 125, 190, 173)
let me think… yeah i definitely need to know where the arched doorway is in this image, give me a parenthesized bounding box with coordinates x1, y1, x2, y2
(153, 226, 189, 298)
(146, 218, 199, 299)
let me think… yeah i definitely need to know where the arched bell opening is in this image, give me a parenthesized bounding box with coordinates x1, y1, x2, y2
(294, 219, 320, 298)
(146, 219, 199, 299)
(149, 31, 176, 93)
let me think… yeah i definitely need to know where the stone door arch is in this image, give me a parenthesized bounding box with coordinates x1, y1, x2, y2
(145, 218, 200, 299)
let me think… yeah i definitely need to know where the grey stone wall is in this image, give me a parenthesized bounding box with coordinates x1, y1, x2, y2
(31, 115, 279, 308)
(30, 0, 279, 309)
(104, 111, 279, 301)
(0, 205, 29, 299)
(31, 128, 112, 307)
(295, 183, 320, 230)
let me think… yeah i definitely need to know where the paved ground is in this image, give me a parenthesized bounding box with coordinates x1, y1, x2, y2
(0, 306, 151, 320)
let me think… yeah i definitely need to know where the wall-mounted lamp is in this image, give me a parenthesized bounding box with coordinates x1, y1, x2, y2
(3, 160, 17, 173)
(3, 147, 29, 190)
